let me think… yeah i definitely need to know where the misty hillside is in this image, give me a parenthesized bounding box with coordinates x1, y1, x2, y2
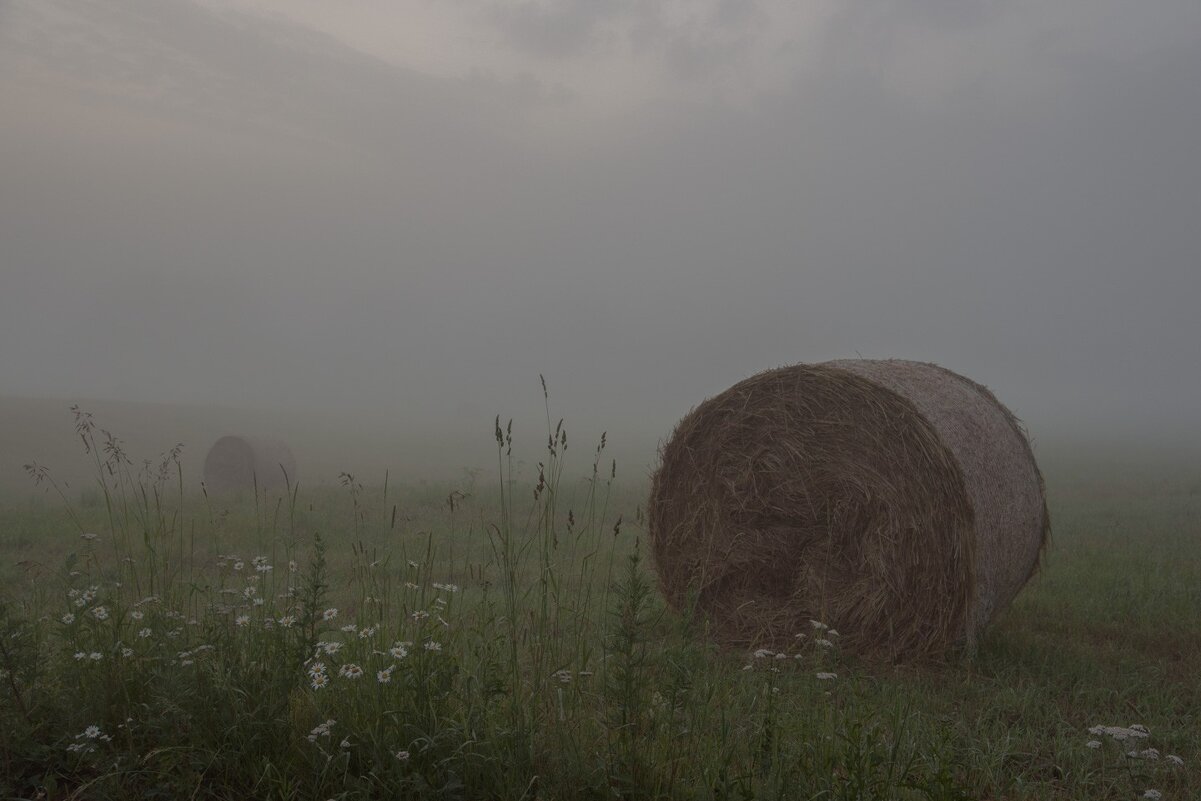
(0, 394, 665, 498)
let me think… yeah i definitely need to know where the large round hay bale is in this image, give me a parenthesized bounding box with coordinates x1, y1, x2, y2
(202, 435, 297, 493)
(648, 359, 1048, 660)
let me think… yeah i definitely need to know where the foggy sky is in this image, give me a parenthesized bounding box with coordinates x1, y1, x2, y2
(3, 0, 1200, 458)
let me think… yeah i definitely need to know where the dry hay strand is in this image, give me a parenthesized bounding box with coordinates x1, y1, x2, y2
(648, 359, 1049, 661)
(202, 435, 297, 493)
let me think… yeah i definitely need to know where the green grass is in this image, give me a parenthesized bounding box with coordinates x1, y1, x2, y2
(0, 411, 1197, 800)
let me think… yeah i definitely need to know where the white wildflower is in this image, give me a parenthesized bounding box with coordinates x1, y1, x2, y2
(322, 608, 338, 621)
(359, 626, 378, 639)
(752, 648, 774, 659)
(338, 663, 364, 679)
(307, 719, 335, 741)
(121, 647, 133, 657)
(137, 627, 152, 638)
(340, 624, 357, 633)
(1167, 754, 1184, 766)
(389, 643, 409, 660)
(815, 672, 837, 680)
(81, 532, 98, 541)
(411, 610, 429, 621)
(61, 613, 75, 624)
(1142, 791, 1162, 801)
(1089, 724, 1151, 741)
(130, 610, 144, 620)
(235, 615, 250, 627)
(233, 560, 244, 571)
(278, 615, 297, 628)
(73, 651, 87, 661)
(1086, 740, 1102, 749)
(423, 640, 442, 652)
(395, 749, 410, 761)
(288, 560, 298, 573)
(377, 667, 393, 684)
(339, 737, 351, 749)
(311, 672, 329, 690)
(815, 638, 835, 649)
(81, 725, 102, 739)
(553, 669, 572, 684)
(88, 652, 102, 661)
(91, 606, 109, 621)
(809, 620, 828, 631)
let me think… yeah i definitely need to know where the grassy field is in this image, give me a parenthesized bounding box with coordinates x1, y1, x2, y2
(0, 413, 1198, 800)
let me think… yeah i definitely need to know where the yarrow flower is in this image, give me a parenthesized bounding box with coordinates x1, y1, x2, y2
(1142, 791, 1162, 800)
(307, 718, 335, 742)
(1088, 724, 1151, 742)
(1167, 754, 1184, 766)
(1128, 748, 1161, 761)
(1086, 740, 1102, 749)
(809, 620, 829, 631)
(815, 672, 838, 680)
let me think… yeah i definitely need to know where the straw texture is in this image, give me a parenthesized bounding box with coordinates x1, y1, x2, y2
(648, 360, 1048, 660)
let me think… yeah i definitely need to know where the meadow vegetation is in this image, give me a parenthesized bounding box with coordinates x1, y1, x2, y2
(0, 404, 1197, 800)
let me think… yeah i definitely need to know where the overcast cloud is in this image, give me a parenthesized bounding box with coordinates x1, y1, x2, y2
(2, 0, 1200, 470)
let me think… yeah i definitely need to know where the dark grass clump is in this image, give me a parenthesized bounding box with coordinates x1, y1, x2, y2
(649, 360, 1049, 661)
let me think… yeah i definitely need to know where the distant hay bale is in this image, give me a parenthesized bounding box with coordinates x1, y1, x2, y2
(202, 435, 297, 493)
(648, 359, 1049, 661)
